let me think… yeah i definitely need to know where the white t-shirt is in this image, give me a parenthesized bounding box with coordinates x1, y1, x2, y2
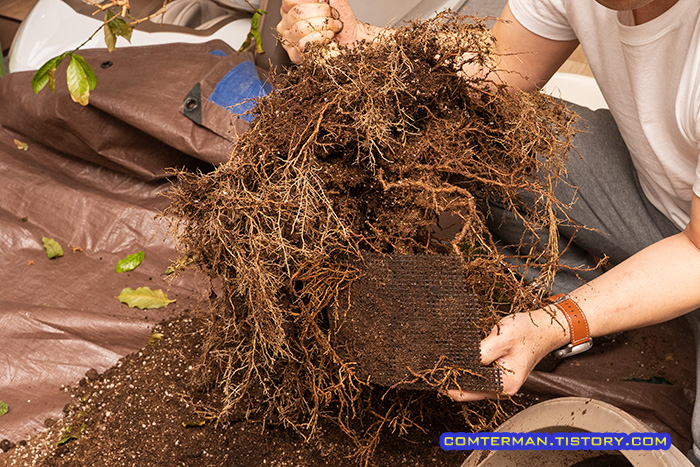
(509, 0, 700, 229)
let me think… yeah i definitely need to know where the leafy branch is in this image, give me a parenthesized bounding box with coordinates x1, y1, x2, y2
(31, 0, 266, 105)
(31, 7, 135, 105)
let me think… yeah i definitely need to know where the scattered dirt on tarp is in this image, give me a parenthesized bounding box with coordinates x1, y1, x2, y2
(0, 312, 694, 466)
(163, 12, 577, 464)
(0, 313, 526, 467)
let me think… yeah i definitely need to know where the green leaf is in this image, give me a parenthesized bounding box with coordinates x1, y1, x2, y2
(104, 21, 117, 52)
(56, 431, 76, 446)
(118, 287, 176, 309)
(32, 55, 66, 94)
(239, 9, 267, 54)
(42, 236, 64, 259)
(71, 54, 97, 90)
(56, 423, 85, 446)
(106, 10, 133, 44)
(116, 250, 145, 273)
(111, 17, 133, 43)
(66, 54, 91, 106)
(239, 33, 253, 53)
(0, 401, 8, 416)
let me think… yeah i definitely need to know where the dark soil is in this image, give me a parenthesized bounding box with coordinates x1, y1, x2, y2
(0, 311, 693, 467)
(0, 312, 518, 467)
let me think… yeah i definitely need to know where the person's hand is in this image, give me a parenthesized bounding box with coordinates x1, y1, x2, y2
(448, 307, 569, 401)
(277, 0, 363, 63)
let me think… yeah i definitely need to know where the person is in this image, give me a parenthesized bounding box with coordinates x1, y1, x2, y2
(277, 0, 700, 461)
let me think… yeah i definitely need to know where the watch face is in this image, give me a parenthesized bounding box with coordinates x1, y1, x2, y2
(554, 339, 593, 359)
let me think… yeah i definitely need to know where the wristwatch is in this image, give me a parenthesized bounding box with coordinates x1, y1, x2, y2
(542, 293, 593, 358)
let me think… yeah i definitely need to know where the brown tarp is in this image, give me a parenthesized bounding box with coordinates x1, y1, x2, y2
(0, 40, 252, 442)
(0, 41, 695, 454)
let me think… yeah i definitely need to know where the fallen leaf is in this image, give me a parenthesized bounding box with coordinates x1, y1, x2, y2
(27, 260, 35, 266)
(42, 236, 64, 259)
(624, 376, 672, 385)
(13, 139, 28, 150)
(164, 256, 194, 275)
(0, 401, 8, 416)
(116, 250, 144, 273)
(56, 423, 85, 446)
(118, 287, 175, 309)
(182, 421, 206, 428)
(148, 332, 164, 345)
(71, 245, 83, 253)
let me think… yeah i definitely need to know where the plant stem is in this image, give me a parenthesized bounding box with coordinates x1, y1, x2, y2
(72, 23, 107, 54)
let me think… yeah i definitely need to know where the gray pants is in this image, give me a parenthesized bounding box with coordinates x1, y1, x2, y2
(488, 103, 679, 291)
(488, 103, 700, 458)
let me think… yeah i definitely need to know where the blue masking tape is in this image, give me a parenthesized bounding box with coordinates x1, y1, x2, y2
(208, 60, 272, 123)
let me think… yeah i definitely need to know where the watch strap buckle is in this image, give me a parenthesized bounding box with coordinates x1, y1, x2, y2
(543, 293, 592, 358)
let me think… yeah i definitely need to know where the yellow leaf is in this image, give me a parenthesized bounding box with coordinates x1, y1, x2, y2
(14, 139, 28, 150)
(70, 90, 90, 106)
(148, 332, 164, 345)
(118, 287, 176, 309)
(42, 236, 64, 259)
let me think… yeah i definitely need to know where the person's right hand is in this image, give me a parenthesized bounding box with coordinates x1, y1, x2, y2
(448, 307, 570, 402)
(277, 0, 362, 63)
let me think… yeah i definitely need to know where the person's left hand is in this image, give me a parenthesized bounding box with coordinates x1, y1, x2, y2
(448, 308, 569, 401)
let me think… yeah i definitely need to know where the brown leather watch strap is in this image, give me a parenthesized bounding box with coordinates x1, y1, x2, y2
(543, 293, 590, 346)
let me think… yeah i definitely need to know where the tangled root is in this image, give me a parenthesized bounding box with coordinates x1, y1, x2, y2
(165, 11, 578, 465)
